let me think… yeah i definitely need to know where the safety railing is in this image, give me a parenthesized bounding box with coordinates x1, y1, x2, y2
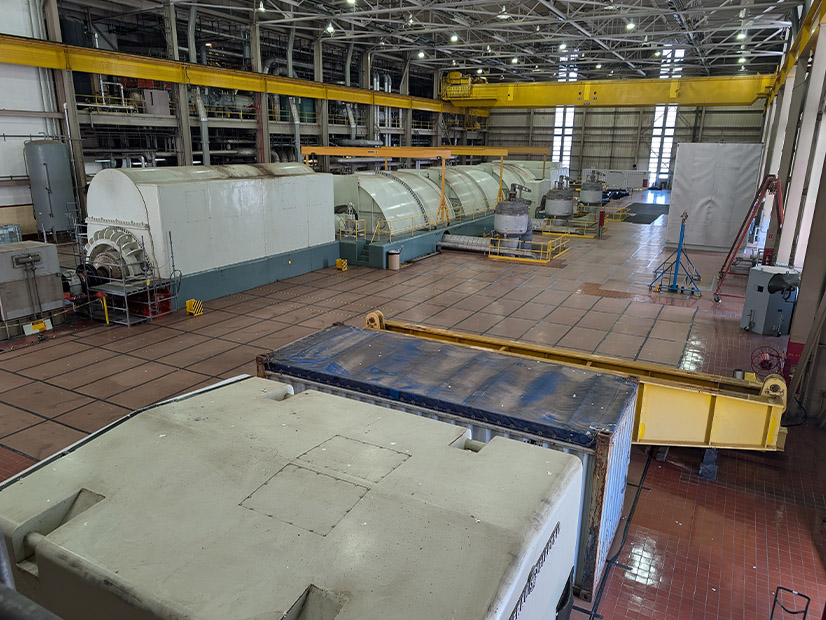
(369, 199, 494, 243)
(412, 120, 435, 130)
(192, 102, 257, 120)
(337, 219, 367, 239)
(270, 109, 318, 123)
(488, 235, 570, 264)
(602, 205, 630, 222)
(539, 213, 602, 238)
(77, 94, 142, 113)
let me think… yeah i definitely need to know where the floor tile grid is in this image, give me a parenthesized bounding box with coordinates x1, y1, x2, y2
(596, 445, 826, 620)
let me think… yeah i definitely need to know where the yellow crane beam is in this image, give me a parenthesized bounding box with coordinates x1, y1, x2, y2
(441, 74, 775, 109)
(769, 0, 826, 102)
(364, 312, 788, 452)
(0, 34, 472, 115)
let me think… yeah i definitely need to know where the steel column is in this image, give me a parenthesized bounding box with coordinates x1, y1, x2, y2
(778, 29, 826, 265)
(163, 1, 192, 166)
(44, 0, 87, 218)
(251, 17, 270, 164)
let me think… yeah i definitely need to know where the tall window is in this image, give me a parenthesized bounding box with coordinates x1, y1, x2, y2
(648, 48, 684, 182)
(552, 56, 577, 169)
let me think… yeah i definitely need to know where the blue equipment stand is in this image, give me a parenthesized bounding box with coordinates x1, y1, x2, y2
(649, 211, 702, 296)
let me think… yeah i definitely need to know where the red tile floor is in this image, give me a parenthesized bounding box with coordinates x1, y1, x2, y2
(1, 190, 823, 618)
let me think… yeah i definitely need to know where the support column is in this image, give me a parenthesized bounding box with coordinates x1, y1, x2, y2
(528, 109, 535, 146)
(787, 150, 826, 408)
(163, 0, 192, 166)
(44, 0, 87, 218)
(251, 17, 271, 163)
(761, 74, 798, 260)
(432, 72, 442, 147)
(778, 37, 826, 265)
(433, 112, 443, 147)
(400, 56, 412, 165)
(362, 52, 375, 140)
(314, 38, 329, 171)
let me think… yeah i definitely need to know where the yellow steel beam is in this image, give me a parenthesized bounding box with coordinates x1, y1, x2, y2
(442, 74, 775, 108)
(500, 146, 551, 155)
(412, 146, 509, 157)
(0, 34, 468, 115)
(363, 313, 788, 452)
(300, 146, 452, 159)
(769, 0, 826, 102)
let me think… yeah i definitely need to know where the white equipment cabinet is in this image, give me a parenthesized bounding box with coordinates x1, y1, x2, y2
(740, 265, 799, 336)
(0, 377, 582, 620)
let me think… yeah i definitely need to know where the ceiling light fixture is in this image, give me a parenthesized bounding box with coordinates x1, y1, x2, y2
(595, 63, 602, 69)
(559, 42, 567, 50)
(205, 42, 213, 47)
(654, 50, 661, 57)
(486, 45, 491, 52)
(257, 1, 266, 12)
(418, 50, 425, 58)
(497, 5, 509, 19)
(450, 33, 459, 42)
(325, 22, 335, 34)
(477, 68, 484, 74)
(736, 31, 746, 40)
(346, 0, 356, 3)
(626, 22, 635, 30)
(738, 56, 746, 63)
(511, 57, 519, 64)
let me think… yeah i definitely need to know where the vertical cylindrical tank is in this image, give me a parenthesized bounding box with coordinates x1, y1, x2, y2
(544, 187, 575, 217)
(24, 140, 77, 234)
(580, 181, 603, 206)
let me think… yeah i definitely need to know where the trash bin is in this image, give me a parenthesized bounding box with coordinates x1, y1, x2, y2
(387, 250, 401, 270)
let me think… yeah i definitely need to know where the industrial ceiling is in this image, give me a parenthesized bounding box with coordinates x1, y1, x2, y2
(62, 0, 803, 81)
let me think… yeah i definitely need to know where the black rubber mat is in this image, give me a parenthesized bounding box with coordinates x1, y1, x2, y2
(626, 202, 669, 224)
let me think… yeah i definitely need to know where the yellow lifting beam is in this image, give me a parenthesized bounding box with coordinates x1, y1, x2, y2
(363, 312, 788, 452)
(0, 34, 473, 115)
(441, 74, 775, 109)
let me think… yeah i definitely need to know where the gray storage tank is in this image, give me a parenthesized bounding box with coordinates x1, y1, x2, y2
(23, 140, 77, 234)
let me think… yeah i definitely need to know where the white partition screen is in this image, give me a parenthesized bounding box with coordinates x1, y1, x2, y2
(667, 143, 764, 251)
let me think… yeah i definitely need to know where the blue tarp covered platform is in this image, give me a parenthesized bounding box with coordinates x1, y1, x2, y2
(264, 325, 638, 449)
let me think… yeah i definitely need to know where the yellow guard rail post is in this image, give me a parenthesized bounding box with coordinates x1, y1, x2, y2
(363, 312, 788, 452)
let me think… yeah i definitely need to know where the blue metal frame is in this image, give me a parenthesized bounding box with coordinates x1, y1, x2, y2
(649, 212, 702, 296)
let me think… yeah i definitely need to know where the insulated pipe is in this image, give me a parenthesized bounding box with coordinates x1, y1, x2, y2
(345, 43, 354, 87)
(187, 6, 197, 64)
(345, 103, 357, 140)
(194, 90, 211, 166)
(338, 138, 383, 147)
(286, 29, 295, 78)
(288, 96, 301, 155)
(187, 7, 210, 166)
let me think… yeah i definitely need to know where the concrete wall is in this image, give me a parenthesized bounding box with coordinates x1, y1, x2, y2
(486, 103, 765, 178)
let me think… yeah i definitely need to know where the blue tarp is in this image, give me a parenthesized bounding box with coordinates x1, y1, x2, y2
(265, 326, 638, 448)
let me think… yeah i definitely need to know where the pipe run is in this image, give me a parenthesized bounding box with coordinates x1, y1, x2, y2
(288, 96, 301, 155)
